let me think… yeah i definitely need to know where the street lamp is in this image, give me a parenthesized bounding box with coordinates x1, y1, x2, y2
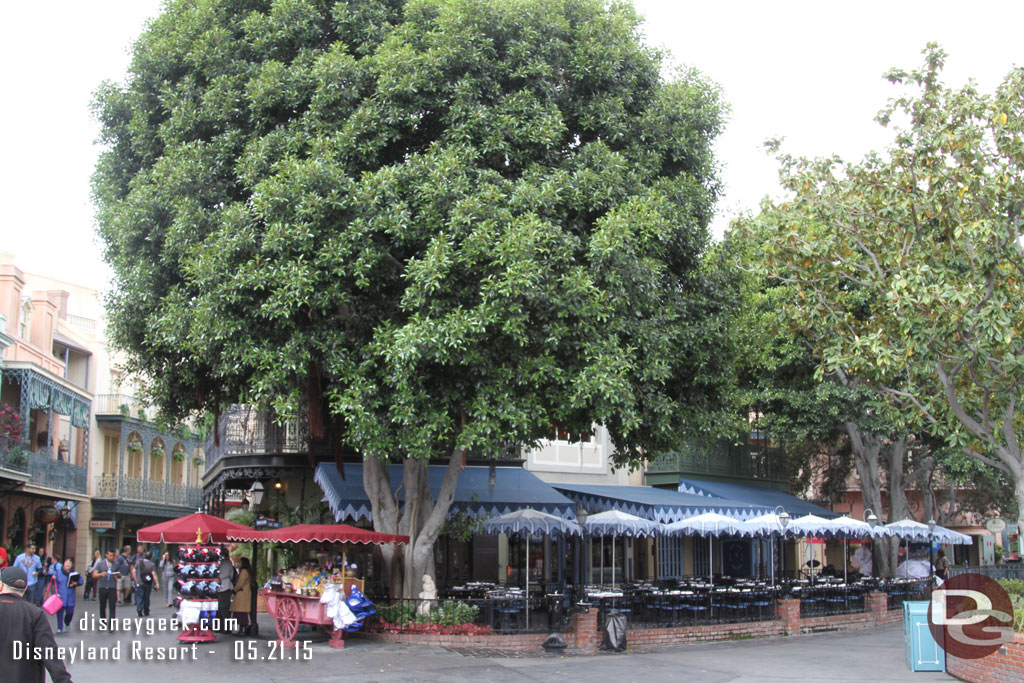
(928, 518, 937, 593)
(771, 506, 789, 589)
(247, 481, 265, 637)
(859, 509, 878, 580)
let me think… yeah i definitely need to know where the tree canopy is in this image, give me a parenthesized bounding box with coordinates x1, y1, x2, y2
(94, 0, 729, 592)
(738, 44, 1024, 521)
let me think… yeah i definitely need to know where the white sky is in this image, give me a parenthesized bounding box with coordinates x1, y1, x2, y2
(3, 1, 1024, 291)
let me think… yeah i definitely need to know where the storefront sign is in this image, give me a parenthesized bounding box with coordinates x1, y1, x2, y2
(89, 520, 116, 530)
(255, 516, 282, 529)
(986, 518, 1006, 534)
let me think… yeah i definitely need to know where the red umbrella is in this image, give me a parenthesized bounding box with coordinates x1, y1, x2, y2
(136, 512, 254, 544)
(227, 523, 408, 545)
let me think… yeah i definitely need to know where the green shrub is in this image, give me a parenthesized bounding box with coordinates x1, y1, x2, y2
(997, 579, 1024, 632)
(377, 600, 479, 627)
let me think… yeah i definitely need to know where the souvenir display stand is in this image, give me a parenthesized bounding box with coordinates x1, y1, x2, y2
(175, 544, 227, 643)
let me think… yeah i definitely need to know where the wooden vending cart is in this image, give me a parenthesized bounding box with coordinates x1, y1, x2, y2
(261, 577, 364, 649)
(227, 523, 409, 649)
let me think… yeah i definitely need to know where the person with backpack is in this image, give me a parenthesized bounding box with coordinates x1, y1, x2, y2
(130, 546, 159, 617)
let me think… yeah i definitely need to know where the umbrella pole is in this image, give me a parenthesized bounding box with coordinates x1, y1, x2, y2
(524, 533, 530, 629)
(612, 535, 616, 588)
(601, 537, 604, 585)
(709, 535, 713, 583)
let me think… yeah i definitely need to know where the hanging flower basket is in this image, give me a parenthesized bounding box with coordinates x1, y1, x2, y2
(126, 440, 143, 455)
(151, 446, 165, 459)
(172, 451, 187, 462)
(192, 456, 204, 466)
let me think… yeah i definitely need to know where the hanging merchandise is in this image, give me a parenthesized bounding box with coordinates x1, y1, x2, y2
(175, 544, 226, 643)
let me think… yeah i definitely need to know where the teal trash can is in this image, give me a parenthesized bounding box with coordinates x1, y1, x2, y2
(903, 600, 945, 672)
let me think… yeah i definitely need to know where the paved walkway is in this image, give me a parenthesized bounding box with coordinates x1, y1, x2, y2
(48, 602, 953, 682)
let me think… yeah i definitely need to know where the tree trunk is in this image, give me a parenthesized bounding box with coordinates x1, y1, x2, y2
(363, 457, 402, 594)
(845, 422, 892, 577)
(405, 449, 463, 599)
(881, 436, 909, 578)
(363, 450, 464, 598)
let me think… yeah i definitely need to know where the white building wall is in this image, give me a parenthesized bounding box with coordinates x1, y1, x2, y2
(523, 425, 641, 486)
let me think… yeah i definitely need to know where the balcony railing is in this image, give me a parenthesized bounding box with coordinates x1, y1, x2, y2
(0, 436, 30, 475)
(205, 405, 309, 473)
(94, 473, 202, 508)
(94, 394, 151, 418)
(648, 441, 785, 482)
(1, 436, 87, 494)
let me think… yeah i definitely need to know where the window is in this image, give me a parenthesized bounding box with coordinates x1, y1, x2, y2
(658, 536, 685, 579)
(18, 296, 32, 340)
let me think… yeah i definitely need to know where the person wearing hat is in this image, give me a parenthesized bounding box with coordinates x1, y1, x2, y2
(0, 566, 73, 683)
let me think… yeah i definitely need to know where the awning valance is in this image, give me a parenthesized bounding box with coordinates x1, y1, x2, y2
(551, 483, 772, 523)
(678, 478, 838, 519)
(314, 463, 577, 523)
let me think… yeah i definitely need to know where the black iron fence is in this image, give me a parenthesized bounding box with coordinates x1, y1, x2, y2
(794, 584, 867, 617)
(883, 579, 929, 610)
(588, 585, 779, 631)
(949, 565, 1024, 581)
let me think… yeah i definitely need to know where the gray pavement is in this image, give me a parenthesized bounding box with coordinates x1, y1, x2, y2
(48, 601, 953, 682)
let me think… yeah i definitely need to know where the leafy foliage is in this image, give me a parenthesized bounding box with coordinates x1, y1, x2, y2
(377, 599, 479, 626)
(736, 43, 1024, 519)
(93, 0, 728, 467)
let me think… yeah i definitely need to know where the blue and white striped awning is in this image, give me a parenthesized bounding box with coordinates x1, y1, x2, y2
(551, 483, 772, 523)
(678, 478, 838, 519)
(314, 463, 577, 523)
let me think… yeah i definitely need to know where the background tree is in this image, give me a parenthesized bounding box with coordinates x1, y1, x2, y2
(94, 0, 728, 595)
(740, 44, 1024, 526)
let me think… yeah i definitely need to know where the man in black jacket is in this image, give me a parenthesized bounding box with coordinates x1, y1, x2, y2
(0, 566, 73, 683)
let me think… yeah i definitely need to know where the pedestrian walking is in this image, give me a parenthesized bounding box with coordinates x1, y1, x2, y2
(47, 558, 80, 634)
(91, 549, 126, 622)
(119, 546, 134, 604)
(14, 542, 43, 605)
(159, 551, 176, 607)
(83, 549, 101, 600)
(131, 551, 159, 617)
(0, 566, 73, 683)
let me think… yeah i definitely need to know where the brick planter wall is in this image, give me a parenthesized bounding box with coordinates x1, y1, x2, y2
(946, 630, 1024, 682)
(356, 630, 549, 649)
(353, 592, 908, 651)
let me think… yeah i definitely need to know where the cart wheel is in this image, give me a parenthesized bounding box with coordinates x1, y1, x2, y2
(275, 598, 299, 647)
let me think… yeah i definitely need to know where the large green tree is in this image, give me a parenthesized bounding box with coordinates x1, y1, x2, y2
(94, 0, 727, 594)
(740, 44, 1024, 526)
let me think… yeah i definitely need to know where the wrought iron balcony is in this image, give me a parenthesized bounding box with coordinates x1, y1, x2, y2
(648, 441, 785, 483)
(0, 436, 30, 475)
(94, 473, 202, 508)
(28, 452, 87, 494)
(204, 405, 310, 473)
(1, 436, 87, 493)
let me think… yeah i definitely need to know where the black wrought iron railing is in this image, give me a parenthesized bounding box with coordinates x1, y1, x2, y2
(949, 565, 1024, 581)
(795, 584, 867, 617)
(883, 579, 929, 610)
(1, 436, 87, 494)
(588, 585, 779, 631)
(0, 435, 30, 474)
(204, 405, 310, 473)
(93, 473, 202, 508)
(647, 440, 786, 482)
